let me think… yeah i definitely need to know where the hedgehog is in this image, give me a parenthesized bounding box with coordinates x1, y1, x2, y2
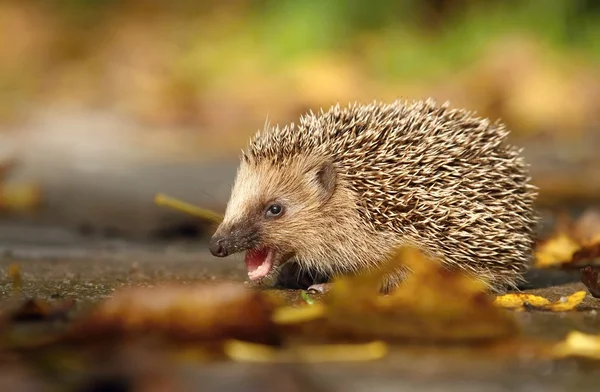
(209, 99, 538, 294)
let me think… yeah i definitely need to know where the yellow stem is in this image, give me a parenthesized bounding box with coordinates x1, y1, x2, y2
(154, 193, 223, 223)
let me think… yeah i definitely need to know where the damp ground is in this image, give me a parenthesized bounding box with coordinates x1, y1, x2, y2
(0, 226, 598, 392)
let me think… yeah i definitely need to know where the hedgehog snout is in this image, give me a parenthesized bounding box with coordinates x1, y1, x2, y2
(210, 223, 260, 258)
(209, 237, 228, 257)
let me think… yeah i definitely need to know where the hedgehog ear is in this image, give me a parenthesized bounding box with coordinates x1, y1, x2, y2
(314, 161, 337, 202)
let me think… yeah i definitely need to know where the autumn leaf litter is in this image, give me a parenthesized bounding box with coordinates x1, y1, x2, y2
(0, 194, 598, 367)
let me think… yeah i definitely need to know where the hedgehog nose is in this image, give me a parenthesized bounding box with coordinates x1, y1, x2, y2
(209, 237, 228, 257)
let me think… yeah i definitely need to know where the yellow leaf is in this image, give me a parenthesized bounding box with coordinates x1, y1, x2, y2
(534, 233, 581, 268)
(494, 291, 586, 312)
(547, 291, 587, 311)
(323, 247, 519, 342)
(493, 294, 550, 310)
(271, 303, 326, 325)
(552, 331, 600, 360)
(223, 339, 388, 363)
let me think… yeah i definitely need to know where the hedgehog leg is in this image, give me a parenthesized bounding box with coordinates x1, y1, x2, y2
(308, 277, 404, 295)
(307, 283, 333, 294)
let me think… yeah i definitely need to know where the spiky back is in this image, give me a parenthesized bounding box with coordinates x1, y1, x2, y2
(245, 99, 538, 287)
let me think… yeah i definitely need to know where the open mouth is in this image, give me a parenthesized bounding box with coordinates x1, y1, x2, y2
(244, 247, 275, 281)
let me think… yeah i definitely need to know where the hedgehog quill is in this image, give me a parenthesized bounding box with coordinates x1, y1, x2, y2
(209, 99, 538, 293)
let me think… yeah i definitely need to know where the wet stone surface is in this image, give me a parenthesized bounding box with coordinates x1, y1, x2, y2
(0, 229, 599, 391)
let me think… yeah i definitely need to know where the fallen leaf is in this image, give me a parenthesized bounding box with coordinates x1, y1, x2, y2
(271, 303, 326, 325)
(548, 291, 587, 311)
(493, 294, 550, 309)
(534, 233, 581, 268)
(552, 331, 600, 360)
(320, 247, 519, 342)
(534, 210, 600, 269)
(493, 291, 586, 312)
(70, 283, 280, 345)
(223, 339, 388, 363)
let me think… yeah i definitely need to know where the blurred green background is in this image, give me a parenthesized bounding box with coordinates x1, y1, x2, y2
(0, 0, 599, 235)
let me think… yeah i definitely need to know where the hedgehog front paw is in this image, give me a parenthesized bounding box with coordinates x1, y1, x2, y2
(307, 283, 332, 294)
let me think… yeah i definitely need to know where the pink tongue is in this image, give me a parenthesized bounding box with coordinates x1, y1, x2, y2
(245, 248, 269, 273)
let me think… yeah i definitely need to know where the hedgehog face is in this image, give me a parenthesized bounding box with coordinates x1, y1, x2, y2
(210, 155, 338, 282)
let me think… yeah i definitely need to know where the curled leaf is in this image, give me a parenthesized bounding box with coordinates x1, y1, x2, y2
(549, 291, 587, 311)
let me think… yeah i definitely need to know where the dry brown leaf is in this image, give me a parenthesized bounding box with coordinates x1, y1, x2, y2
(320, 247, 519, 342)
(71, 283, 280, 344)
(493, 291, 586, 312)
(552, 331, 600, 360)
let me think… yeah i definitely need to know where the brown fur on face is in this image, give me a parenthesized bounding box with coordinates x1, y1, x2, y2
(215, 153, 399, 284)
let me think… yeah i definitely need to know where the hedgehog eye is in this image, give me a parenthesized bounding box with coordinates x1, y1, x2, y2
(265, 203, 284, 218)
